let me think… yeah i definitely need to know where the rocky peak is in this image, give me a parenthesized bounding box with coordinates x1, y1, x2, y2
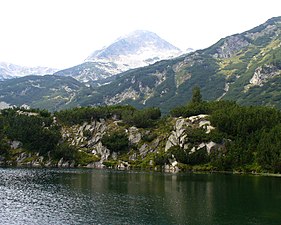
(84, 30, 182, 76)
(56, 30, 182, 83)
(86, 30, 181, 61)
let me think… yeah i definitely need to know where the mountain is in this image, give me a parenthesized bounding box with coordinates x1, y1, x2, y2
(0, 17, 280, 112)
(0, 75, 92, 111)
(85, 30, 182, 64)
(55, 30, 182, 83)
(0, 62, 58, 81)
(79, 16, 281, 112)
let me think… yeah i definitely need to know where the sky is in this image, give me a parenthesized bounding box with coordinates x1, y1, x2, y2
(0, 0, 280, 69)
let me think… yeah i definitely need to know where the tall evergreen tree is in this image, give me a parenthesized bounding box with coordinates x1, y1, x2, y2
(191, 86, 202, 104)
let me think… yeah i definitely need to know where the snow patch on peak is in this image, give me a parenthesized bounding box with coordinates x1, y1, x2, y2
(84, 30, 182, 77)
(0, 62, 59, 81)
(56, 30, 188, 84)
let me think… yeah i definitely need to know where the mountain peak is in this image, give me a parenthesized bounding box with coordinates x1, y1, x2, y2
(85, 30, 182, 62)
(55, 30, 183, 83)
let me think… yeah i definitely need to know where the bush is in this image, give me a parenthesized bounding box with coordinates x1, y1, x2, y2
(142, 133, 157, 142)
(186, 127, 209, 144)
(52, 142, 77, 161)
(55, 105, 136, 125)
(101, 131, 129, 153)
(0, 139, 10, 156)
(2, 108, 61, 155)
(154, 153, 169, 166)
(169, 146, 188, 164)
(188, 147, 209, 165)
(103, 160, 118, 168)
(170, 102, 210, 118)
(123, 107, 161, 128)
(76, 151, 100, 166)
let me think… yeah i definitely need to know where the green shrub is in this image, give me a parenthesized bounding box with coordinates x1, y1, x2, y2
(169, 146, 188, 164)
(188, 147, 209, 165)
(154, 153, 169, 166)
(257, 125, 281, 173)
(103, 160, 118, 168)
(83, 130, 92, 139)
(123, 107, 161, 128)
(52, 142, 77, 161)
(142, 133, 157, 142)
(76, 151, 100, 166)
(101, 131, 129, 153)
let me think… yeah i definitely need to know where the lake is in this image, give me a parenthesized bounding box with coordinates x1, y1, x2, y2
(0, 168, 280, 225)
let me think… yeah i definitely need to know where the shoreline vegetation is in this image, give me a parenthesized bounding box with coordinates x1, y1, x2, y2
(1, 87, 281, 175)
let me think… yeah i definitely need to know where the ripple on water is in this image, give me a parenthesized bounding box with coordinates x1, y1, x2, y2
(1, 168, 281, 225)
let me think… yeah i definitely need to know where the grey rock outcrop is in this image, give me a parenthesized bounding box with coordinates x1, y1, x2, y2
(165, 118, 189, 151)
(128, 127, 141, 144)
(62, 119, 110, 164)
(165, 115, 215, 152)
(214, 35, 249, 59)
(139, 137, 160, 158)
(10, 141, 22, 149)
(249, 64, 280, 86)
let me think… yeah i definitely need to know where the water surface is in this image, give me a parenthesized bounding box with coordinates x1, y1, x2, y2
(0, 168, 280, 224)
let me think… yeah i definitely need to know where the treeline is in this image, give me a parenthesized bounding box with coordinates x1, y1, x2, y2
(0, 108, 65, 158)
(210, 103, 281, 173)
(55, 105, 161, 128)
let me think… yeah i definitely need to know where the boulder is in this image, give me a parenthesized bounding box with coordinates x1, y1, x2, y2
(57, 158, 64, 167)
(112, 152, 118, 160)
(129, 153, 137, 161)
(128, 126, 141, 144)
(206, 141, 217, 154)
(139, 143, 149, 157)
(11, 141, 22, 149)
(86, 161, 105, 169)
(94, 142, 110, 162)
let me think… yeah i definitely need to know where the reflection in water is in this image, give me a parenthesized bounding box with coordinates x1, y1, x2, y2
(0, 168, 281, 225)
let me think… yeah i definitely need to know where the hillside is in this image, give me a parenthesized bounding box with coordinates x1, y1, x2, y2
(0, 75, 92, 111)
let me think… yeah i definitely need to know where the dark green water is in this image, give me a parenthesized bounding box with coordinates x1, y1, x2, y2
(0, 168, 281, 225)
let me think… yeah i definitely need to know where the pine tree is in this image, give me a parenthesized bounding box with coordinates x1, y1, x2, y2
(191, 86, 202, 104)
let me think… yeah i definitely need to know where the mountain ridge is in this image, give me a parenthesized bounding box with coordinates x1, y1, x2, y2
(0, 17, 280, 112)
(0, 62, 58, 81)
